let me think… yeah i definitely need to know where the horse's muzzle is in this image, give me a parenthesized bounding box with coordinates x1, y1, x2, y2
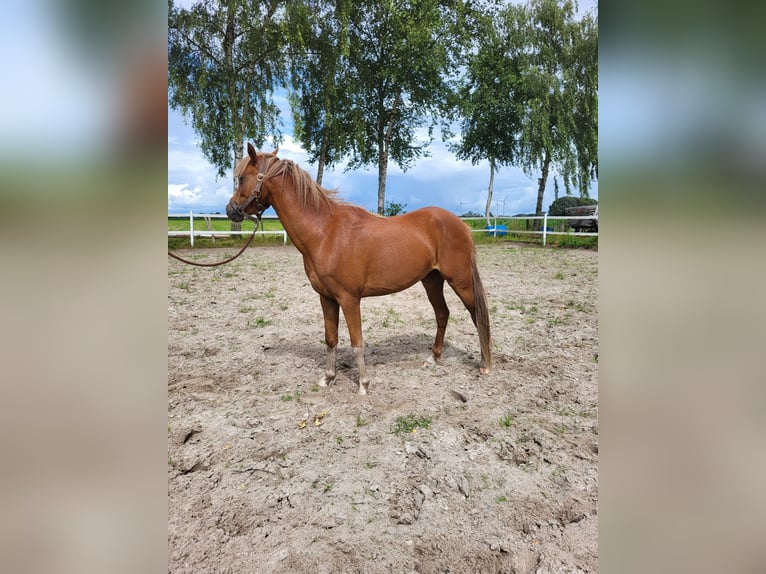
(226, 201, 244, 222)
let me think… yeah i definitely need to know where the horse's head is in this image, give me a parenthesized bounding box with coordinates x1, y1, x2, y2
(226, 143, 280, 222)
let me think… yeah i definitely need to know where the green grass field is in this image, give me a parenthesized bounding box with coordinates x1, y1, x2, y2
(167, 216, 287, 249)
(464, 217, 598, 248)
(167, 215, 597, 249)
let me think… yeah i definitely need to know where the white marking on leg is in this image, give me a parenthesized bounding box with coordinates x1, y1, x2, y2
(352, 346, 369, 395)
(319, 345, 337, 386)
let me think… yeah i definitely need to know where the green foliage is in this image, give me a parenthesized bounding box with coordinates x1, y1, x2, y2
(383, 201, 407, 216)
(451, 2, 524, 169)
(168, 0, 287, 177)
(453, 0, 598, 215)
(168, 0, 597, 222)
(339, 0, 477, 214)
(547, 196, 597, 216)
(285, 0, 355, 183)
(515, 0, 598, 200)
(555, 234, 598, 249)
(391, 414, 432, 435)
(499, 413, 516, 428)
(247, 317, 272, 329)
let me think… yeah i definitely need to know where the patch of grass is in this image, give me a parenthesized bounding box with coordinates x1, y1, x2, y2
(336, 436, 344, 445)
(496, 495, 508, 503)
(507, 302, 539, 316)
(547, 312, 573, 328)
(499, 412, 516, 428)
(355, 414, 369, 427)
(176, 282, 190, 291)
(364, 461, 380, 469)
(382, 308, 403, 328)
(391, 414, 432, 435)
(247, 317, 272, 328)
(555, 405, 576, 417)
(566, 300, 589, 313)
(555, 234, 598, 249)
(280, 390, 303, 402)
(323, 482, 334, 493)
(554, 271, 565, 280)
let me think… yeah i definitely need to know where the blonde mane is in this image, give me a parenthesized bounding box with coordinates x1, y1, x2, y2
(237, 154, 344, 213)
(269, 159, 344, 212)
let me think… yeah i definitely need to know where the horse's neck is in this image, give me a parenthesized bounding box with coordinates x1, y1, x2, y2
(270, 182, 333, 255)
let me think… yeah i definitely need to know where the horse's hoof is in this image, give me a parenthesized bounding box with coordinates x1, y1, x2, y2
(318, 375, 334, 387)
(479, 367, 490, 375)
(358, 381, 369, 395)
(422, 355, 437, 368)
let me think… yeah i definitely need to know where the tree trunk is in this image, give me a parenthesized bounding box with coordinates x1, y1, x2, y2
(485, 157, 495, 225)
(377, 147, 387, 215)
(535, 149, 550, 216)
(377, 90, 401, 215)
(534, 149, 551, 231)
(225, 7, 242, 235)
(316, 125, 328, 185)
(231, 142, 243, 234)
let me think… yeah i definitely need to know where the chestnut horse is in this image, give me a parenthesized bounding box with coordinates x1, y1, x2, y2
(227, 144, 491, 395)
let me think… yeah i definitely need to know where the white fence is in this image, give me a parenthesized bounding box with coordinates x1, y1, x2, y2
(169, 211, 596, 248)
(465, 213, 598, 246)
(168, 211, 287, 246)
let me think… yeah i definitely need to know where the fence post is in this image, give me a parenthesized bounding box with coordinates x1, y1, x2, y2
(189, 209, 194, 247)
(542, 212, 548, 246)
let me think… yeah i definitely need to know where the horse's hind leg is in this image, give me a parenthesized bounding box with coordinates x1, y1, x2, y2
(421, 270, 449, 365)
(318, 295, 339, 387)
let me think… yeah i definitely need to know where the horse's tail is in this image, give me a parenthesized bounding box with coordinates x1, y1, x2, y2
(471, 249, 492, 372)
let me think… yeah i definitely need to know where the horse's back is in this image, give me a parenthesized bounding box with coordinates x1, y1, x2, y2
(398, 206, 472, 241)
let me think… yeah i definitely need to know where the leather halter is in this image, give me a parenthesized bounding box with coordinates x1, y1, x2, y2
(232, 156, 275, 223)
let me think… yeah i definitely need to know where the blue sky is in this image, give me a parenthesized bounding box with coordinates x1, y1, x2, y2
(168, 1, 598, 217)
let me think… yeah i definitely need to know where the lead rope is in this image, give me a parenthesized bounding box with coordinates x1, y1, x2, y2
(169, 156, 275, 267)
(168, 217, 260, 267)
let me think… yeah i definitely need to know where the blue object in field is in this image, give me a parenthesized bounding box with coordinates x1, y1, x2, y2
(485, 224, 508, 237)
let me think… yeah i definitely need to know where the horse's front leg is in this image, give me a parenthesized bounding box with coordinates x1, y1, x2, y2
(340, 298, 370, 395)
(318, 295, 339, 387)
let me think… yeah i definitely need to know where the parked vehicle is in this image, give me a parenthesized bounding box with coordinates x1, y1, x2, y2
(565, 204, 598, 232)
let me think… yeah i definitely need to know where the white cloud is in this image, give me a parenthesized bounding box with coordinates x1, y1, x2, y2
(167, 183, 204, 209)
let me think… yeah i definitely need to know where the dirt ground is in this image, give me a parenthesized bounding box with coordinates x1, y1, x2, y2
(168, 242, 598, 573)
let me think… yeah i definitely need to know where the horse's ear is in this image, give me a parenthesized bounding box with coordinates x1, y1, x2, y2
(268, 147, 279, 158)
(247, 143, 258, 162)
